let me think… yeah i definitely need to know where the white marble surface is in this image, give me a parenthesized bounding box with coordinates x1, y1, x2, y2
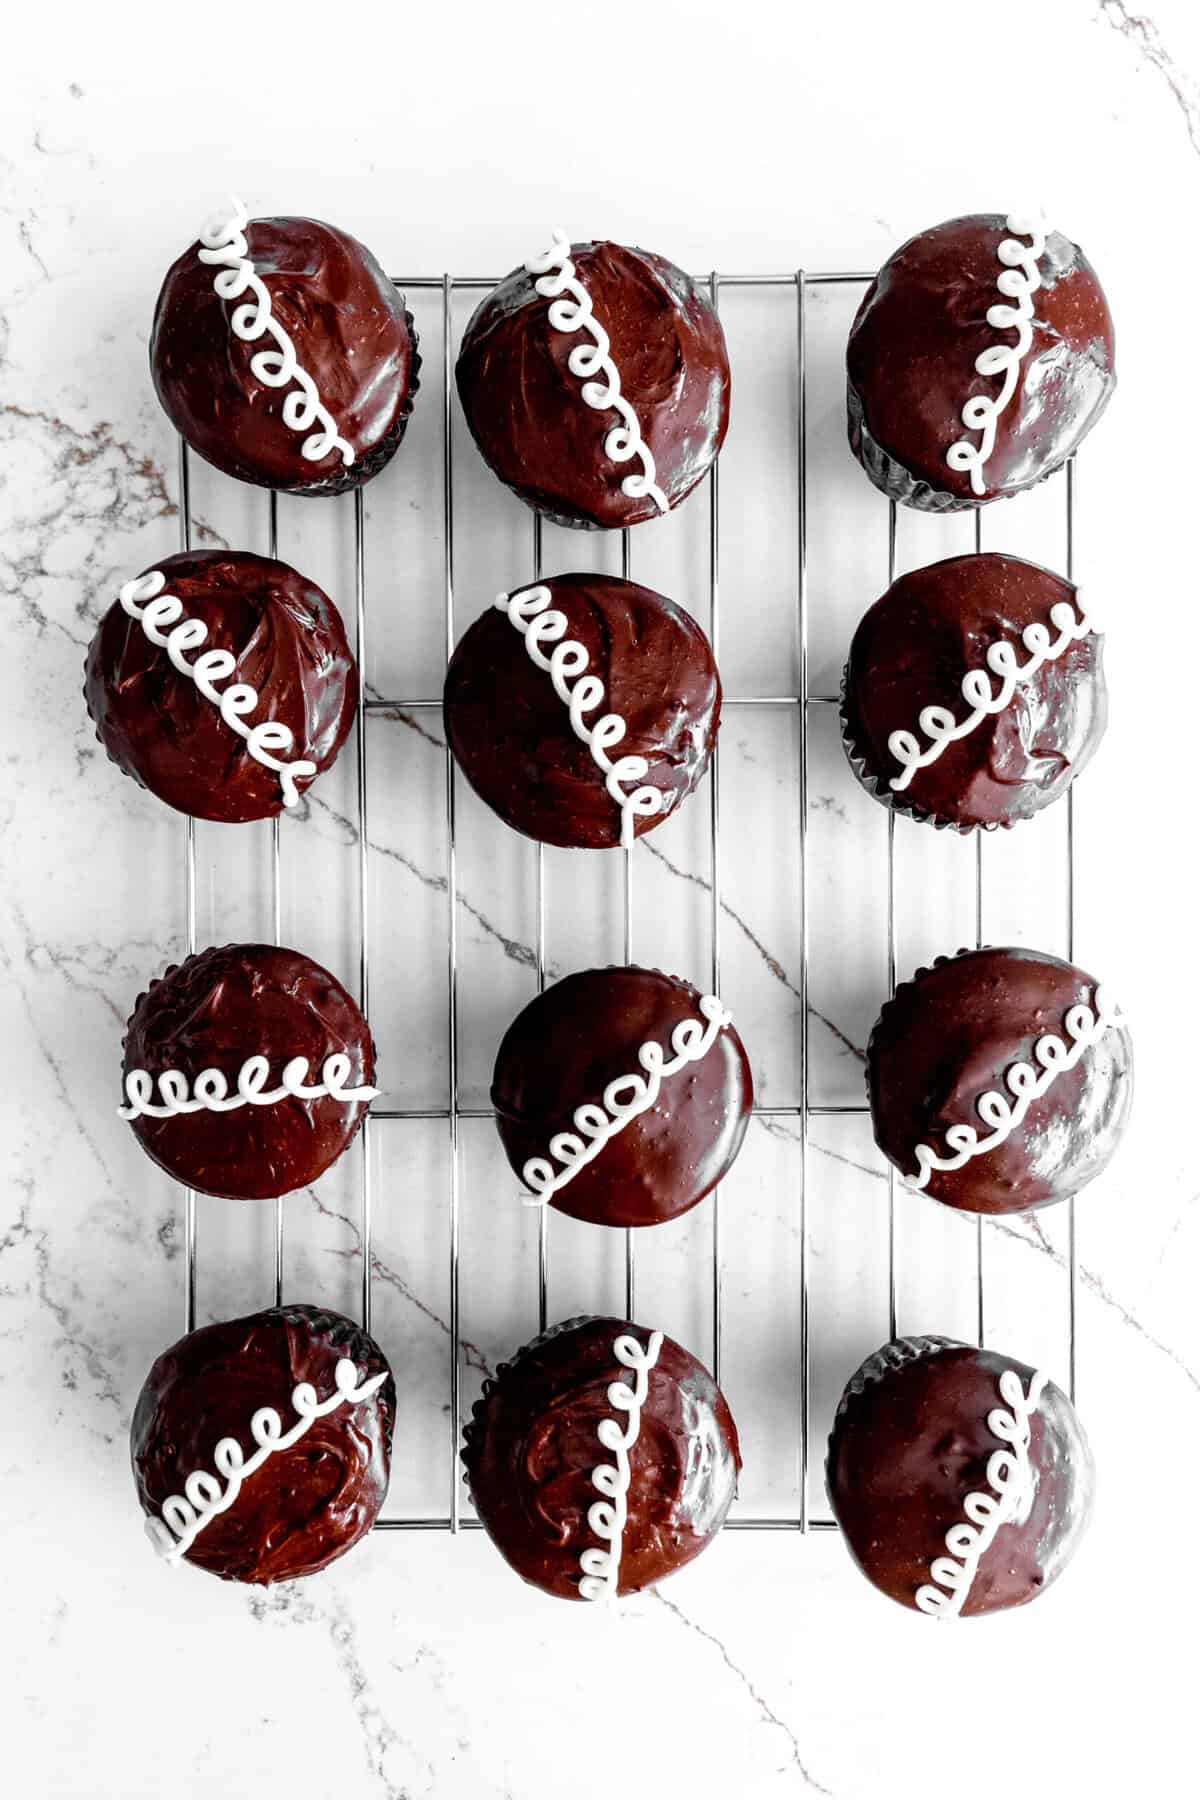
(4, 4, 1199, 1795)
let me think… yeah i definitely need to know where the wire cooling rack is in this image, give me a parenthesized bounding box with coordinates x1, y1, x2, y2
(169, 265, 1080, 1536)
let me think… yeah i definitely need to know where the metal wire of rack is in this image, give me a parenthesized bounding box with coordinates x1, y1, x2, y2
(170, 264, 1079, 1537)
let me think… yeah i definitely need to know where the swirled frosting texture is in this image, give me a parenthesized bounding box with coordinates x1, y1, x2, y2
(455, 242, 730, 529)
(122, 944, 376, 1201)
(846, 214, 1115, 511)
(492, 967, 753, 1228)
(151, 215, 419, 495)
(826, 1337, 1094, 1616)
(841, 553, 1106, 830)
(867, 947, 1132, 1215)
(462, 1316, 740, 1600)
(85, 550, 357, 823)
(132, 1304, 394, 1584)
(444, 574, 721, 849)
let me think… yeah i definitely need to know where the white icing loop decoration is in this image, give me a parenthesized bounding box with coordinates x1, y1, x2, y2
(496, 584, 665, 846)
(907, 987, 1120, 1191)
(120, 570, 318, 807)
(119, 1051, 379, 1120)
(887, 596, 1094, 791)
(197, 197, 355, 467)
(519, 995, 732, 1206)
(945, 214, 1047, 497)
(146, 1358, 388, 1564)
(578, 1330, 664, 1601)
(525, 228, 669, 515)
(914, 1366, 1047, 1618)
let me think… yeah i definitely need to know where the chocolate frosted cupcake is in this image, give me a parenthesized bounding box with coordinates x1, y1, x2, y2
(867, 947, 1132, 1215)
(151, 200, 419, 495)
(121, 944, 378, 1201)
(85, 550, 357, 823)
(133, 1304, 394, 1582)
(492, 967, 752, 1228)
(827, 1337, 1094, 1617)
(847, 214, 1114, 511)
(463, 1316, 740, 1601)
(841, 553, 1105, 831)
(445, 575, 721, 849)
(456, 231, 729, 529)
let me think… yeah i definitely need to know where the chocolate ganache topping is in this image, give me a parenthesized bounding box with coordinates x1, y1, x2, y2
(463, 1316, 741, 1600)
(846, 214, 1115, 511)
(132, 1304, 394, 1584)
(867, 947, 1132, 1215)
(827, 1337, 1094, 1617)
(151, 212, 419, 495)
(444, 573, 722, 850)
(455, 240, 730, 529)
(122, 944, 376, 1201)
(841, 552, 1105, 831)
(84, 550, 358, 823)
(491, 967, 753, 1229)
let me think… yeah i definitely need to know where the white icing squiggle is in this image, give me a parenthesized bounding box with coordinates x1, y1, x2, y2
(520, 995, 732, 1206)
(496, 584, 664, 846)
(578, 1330, 665, 1602)
(197, 198, 355, 467)
(915, 1366, 1047, 1618)
(146, 1358, 388, 1563)
(908, 987, 1119, 1191)
(525, 229, 669, 515)
(120, 570, 318, 807)
(888, 597, 1093, 791)
(120, 1053, 379, 1120)
(946, 215, 1047, 497)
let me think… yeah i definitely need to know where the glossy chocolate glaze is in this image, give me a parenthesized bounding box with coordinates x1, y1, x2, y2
(151, 215, 419, 495)
(463, 1316, 740, 1601)
(123, 944, 375, 1201)
(492, 967, 753, 1229)
(846, 215, 1115, 511)
(132, 1304, 394, 1584)
(841, 553, 1106, 831)
(827, 1337, 1094, 1617)
(867, 947, 1133, 1215)
(455, 241, 730, 529)
(84, 550, 357, 823)
(444, 573, 721, 850)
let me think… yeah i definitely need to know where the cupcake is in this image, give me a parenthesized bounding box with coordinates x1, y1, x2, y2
(132, 1304, 394, 1582)
(463, 1316, 740, 1601)
(846, 214, 1115, 511)
(121, 944, 378, 1201)
(455, 230, 729, 529)
(826, 1336, 1094, 1617)
(444, 574, 721, 849)
(841, 552, 1105, 831)
(867, 947, 1132, 1215)
(151, 200, 419, 495)
(84, 550, 358, 823)
(491, 967, 752, 1228)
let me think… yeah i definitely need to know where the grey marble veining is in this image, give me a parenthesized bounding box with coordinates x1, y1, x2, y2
(4, 8, 1199, 1796)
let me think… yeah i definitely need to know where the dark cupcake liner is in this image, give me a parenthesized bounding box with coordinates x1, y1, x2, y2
(833, 1334, 963, 1417)
(837, 665, 1003, 836)
(846, 377, 976, 513)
